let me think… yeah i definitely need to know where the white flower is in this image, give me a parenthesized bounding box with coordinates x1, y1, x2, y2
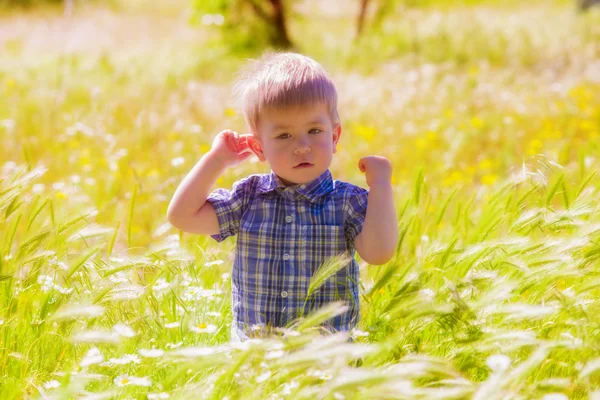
(147, 393, 170, 400)
(73, 330, 120, 344)
(190, 323, 217, 333)
(152, 278, 170, 292)
(171, 157, 185, 167)
(206, 312, 221, 317)
(542, 394, 568, 400)
(281, 380, 299, 395)
(350, 328, 369, 338)
(166, 341, 183, 349)
(486, 354, 511, 372)
(112, 323, 136, 338)
(255, 371, 271, 383)
(43, 380, 61, 390)
(109, 354, 141, 365)
(265, 350, 285, 360)
(81, 347, 104, 367)
(204, 260, 224, 267)
(114, 374, 151, 387)
(164, 321, 180, 329)
(139, 348, 165, 358)
(37, 275, 55, 292)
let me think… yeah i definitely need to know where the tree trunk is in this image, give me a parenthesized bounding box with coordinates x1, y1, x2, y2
(268, 0, 293, 49)
(356, 0, 370, 40)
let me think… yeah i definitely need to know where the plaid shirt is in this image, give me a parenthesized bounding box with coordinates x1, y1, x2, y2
(207, 169, 368, 340)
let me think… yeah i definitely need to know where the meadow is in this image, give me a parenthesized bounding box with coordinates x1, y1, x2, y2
(1, 0, 600, 398)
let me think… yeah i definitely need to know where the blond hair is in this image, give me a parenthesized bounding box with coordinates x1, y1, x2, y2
(234, 52, 340, 134)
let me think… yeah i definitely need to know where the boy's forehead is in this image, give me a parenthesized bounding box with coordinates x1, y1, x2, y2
(258, 103, 332, 128)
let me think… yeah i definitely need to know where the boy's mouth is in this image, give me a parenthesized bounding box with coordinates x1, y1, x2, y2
(294, 162, 313, 168)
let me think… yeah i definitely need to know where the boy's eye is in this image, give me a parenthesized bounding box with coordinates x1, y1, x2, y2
(276, 133, 291, 139)
(309, 129, 322, 134)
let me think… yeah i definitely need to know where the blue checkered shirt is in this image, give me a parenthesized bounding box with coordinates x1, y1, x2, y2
(207, 169, 368, 340)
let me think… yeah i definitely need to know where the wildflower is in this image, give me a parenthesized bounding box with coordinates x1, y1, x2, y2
(81, 347, 104, 367)
(256, 371, 271, 383)
(206, 311, 221, 317)
(281, 380, 299, 395)
(166, 342, 183, 349)
(108, 354, 141, 365)
(481, 174, 498, 186)
(139, 348, 165, 358)
(152, 278, 170, 292)
(171, 157, 185, 167)
(164, 322, 180, 329)
(112, 323, 136, 338)
(265, 350, 285, 360)
(542, 394, 568, 400)
(114, 374, 151, 387)
(72, 330, 121, 344)
(486, 354, 511, 372)
(43, 380, 60, 390)
(148, 393, 170, 400)
(350, 328, 369, 338)
(204, 260, 224, 267)
(190, 323, 217, 333)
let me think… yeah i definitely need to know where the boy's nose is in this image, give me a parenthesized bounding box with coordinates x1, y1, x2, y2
(294, 144, 311, 154)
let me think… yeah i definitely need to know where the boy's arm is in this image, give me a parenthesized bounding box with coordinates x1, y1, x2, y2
(167, 130, 252, 234)
(353, 156, 398, 265)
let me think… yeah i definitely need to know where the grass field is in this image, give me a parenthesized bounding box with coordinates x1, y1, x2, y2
(1, 0, 600, 399)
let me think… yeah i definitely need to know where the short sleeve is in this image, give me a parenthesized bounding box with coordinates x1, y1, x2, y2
(206, 177, 253, 242)
(344, 186, 369, 244)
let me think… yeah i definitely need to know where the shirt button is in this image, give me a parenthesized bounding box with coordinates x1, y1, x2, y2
(285, 216, 293, 223)
(281, 291, 288, 298)
(283, 253, 290, 260)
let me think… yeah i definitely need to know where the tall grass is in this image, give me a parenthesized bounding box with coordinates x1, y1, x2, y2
(1, 0, 600, 398)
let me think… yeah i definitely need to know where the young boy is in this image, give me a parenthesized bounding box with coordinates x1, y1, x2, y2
(167, 52, 398, 341)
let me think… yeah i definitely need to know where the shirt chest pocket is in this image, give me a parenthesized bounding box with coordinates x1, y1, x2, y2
(300, 225, 348, 272)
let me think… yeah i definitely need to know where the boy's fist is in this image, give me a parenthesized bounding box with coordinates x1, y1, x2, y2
(358, 156, 392, 186)
(210, 130, 254, 168)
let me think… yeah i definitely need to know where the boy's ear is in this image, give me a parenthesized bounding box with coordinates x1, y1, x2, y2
(247, 135, 267, 162)
(332, 123, 342, 154)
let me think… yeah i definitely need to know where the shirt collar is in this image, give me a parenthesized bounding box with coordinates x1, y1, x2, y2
(256, 169, 334, 202)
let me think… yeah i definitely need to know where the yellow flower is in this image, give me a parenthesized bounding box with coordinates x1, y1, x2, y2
(470, 117, 483, 129)
(579, 120, 595, 131)
(478, 159, 492, 171)
(426, 131, 438, 141)
(199, 143, 211, 154)
(415, 137, 427, 149)
(355, 125, 376, 141)
(224, 108, 236, 117)
(56, 192, 67, 199)
(4, 77, 15, 89)
(481, 174, 498, 186)
(527, 139, 543, 155)
(444, 109, 454, 119)
(465, 165, 477, 175)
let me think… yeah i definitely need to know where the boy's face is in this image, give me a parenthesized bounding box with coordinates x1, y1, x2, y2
(247, 102, 341, 185)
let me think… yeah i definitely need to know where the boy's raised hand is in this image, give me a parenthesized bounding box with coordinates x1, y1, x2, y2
(358, 155, 393, 187)
(210, 130, 254, 168)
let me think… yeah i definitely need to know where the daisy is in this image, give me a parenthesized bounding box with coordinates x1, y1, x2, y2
(190, 323, 217, 333)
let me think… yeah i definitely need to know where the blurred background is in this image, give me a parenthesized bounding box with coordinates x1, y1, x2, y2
(1, 1, 600, 398)
(1, 0, 599, 247)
